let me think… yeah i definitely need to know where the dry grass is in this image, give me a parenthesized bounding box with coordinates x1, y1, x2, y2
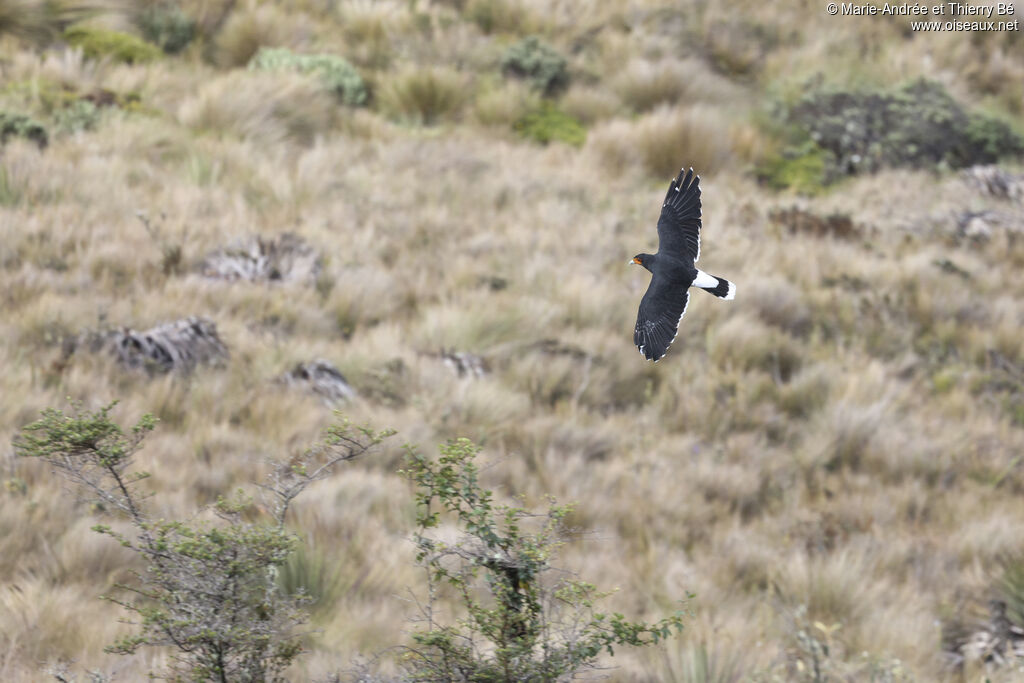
(588, 104, 738, 178)
(376, 65, 467, 126)
(176, 70, 337, 145)
(2, 0, 1024, 681)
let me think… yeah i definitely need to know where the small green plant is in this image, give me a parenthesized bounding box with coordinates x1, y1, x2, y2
(501, 35, 569, 97)
(63, 25, 163, 64)
(249, 47, 368, 106)
(399, 437, 687, 680)
(135, 3, 196, 54)
(15, 401, 392, 681)
(54, 99, 100, 134)
(514, 102, 585, 146)
(754, 141, 829, 195)
(0, 110, 48, 148)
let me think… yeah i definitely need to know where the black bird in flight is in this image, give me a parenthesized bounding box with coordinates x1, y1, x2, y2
(631, 167, 735, 362)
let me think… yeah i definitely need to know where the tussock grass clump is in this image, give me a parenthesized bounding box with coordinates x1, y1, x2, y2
(707, 315, 803, 382)
(744, 276, 812, 336)
(378, 65, 466, 125)
(212, 4, 294, 68)
(702, 17, 779, 78)
(612, 58, 691, 113)
(0, 0, 109, 44)
(337, 0, 412, 69)
(660, 641, 750, 683)
(609, 57, 744, 116)
(177, 71, 336, 145)
(559, 84, 621, 124)
(473, 80, 538, 127)
(589, 104, 734, 178)
(63, 25, 162, 64)
(277, 538, 347, 619)
(466, 0, 537, 35)
(249, 47, 367, 106)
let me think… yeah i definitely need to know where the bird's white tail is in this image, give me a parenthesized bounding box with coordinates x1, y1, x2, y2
(694, 269, 735, 300)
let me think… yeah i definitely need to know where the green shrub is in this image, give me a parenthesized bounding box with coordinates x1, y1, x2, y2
(755, 140, 829, 194)
(763, 79, 1024, 191)
(501, 35, 569, 96)
(514, 102, 585, 146)
(0, 110, 48, 148)
(135, 3, 196, 54)
(14, 402, 392, 681)
(249, 47, 368, 106)
(54, 99, 100, 133)
(964, 111, 1024, 164)
(64, 25, 162, 64)
(399, 438, 687, 680)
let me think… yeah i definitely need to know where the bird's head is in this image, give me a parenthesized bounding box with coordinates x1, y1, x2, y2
(630, 253, 654, 272)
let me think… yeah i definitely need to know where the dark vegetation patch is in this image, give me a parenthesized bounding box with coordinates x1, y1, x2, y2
(133, 2, 197, 55)
(0, 111, 48, 148)
(501, 35, 569, 96)
(769, 206, 860, 239)
(758, 80, 1024, 192)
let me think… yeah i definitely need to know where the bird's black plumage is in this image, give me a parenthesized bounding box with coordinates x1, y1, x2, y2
(631, 167, 735, 362)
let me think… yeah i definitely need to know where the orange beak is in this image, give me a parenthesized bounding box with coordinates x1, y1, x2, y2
(631, 256, 642, 265)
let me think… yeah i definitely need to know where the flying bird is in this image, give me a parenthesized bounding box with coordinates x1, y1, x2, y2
(631, 167, 735, 362)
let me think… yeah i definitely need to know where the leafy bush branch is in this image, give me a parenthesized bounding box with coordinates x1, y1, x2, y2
(15, 401, 392, 682)
(399, 437, 687, 681)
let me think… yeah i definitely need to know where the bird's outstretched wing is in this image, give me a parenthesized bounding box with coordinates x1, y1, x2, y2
(657, 167, 702, 263)
(634, 274, 689, 361)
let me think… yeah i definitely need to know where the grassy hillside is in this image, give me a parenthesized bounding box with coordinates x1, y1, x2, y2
(1, 0, 1023, 680)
